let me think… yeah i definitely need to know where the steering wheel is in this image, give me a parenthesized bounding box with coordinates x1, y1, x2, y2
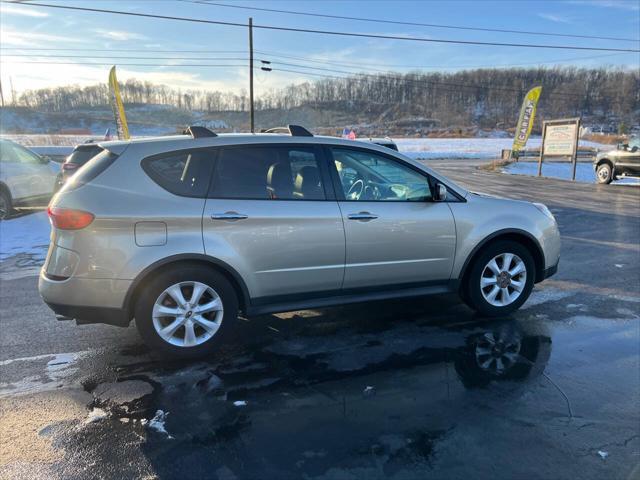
(347, 179, 364, 200)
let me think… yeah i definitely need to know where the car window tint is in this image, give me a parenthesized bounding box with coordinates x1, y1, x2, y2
(330, 147, 431, 202)
(210, 146, 325, 200)
(142, 149, 214, 198)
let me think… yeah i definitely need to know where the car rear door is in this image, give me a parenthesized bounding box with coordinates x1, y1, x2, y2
(202, 144, 345, 301)
(327, 146, 456, 290)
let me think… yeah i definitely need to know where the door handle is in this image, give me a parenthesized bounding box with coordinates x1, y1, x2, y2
(211, 211, 248, 221)
(347, 212, 378, 221)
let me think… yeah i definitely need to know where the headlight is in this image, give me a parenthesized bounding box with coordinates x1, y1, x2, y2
(534, 202, 555, 221)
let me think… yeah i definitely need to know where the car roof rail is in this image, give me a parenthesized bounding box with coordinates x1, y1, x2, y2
(261, 124, 314, 137)
(184, 126, 218, 138)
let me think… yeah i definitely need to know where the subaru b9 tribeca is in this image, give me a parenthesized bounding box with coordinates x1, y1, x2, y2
(39, 126, 560, 357)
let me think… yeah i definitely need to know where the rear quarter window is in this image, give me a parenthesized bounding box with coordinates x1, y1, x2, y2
(142, 149, 215, 198)
(64, 149, 119, 190)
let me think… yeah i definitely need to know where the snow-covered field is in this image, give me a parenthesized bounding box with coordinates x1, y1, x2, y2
(396, 137, 610, 160)
(503, 161, 640, 185)
(0, 212, 50, 262)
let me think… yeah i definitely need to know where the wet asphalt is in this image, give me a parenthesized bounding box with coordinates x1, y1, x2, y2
(0, 162, 638, 480)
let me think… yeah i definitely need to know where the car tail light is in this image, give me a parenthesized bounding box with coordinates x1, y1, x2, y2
(62, 163, 79, 172)
(47, 207, 94, 230)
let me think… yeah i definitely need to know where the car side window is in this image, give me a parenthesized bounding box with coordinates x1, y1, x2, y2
(209, 146, 326, 200)
(0, 142, 14, 162)
(142, 149, 215, 198)
(330, 147, 432, 202)
(12, 144, 42, 164)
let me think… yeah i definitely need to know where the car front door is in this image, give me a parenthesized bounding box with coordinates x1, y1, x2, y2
(9, 142, 56, 199)
(203, 144, 345, 302)
(328, 146, 456, 290)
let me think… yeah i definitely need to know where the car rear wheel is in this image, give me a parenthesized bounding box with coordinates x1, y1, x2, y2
(135, 265, 238, 358)
(0, 189, 12, 220)
(596, 163, 613, 184)
(464, 241, 535, 317)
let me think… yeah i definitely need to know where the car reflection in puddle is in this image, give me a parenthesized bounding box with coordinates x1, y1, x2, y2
(69, 313, 553, 479)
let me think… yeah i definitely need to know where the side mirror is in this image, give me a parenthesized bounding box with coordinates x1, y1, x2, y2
(434, 183, 447, 202)
(40, 155, 51, 164)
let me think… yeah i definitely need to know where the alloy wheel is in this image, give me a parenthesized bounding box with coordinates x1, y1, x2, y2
(480, 252, 527, 307)
(152, 281, 223, 347)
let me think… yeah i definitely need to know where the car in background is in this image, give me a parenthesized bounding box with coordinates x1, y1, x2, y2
(359, 137, 398, 151)
(594, 137, 640, 184)
(0, 139, 58, 219)
(56, 142, 105, 189)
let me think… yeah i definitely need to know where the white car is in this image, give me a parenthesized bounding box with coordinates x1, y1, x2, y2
(0, 139, 59, 219)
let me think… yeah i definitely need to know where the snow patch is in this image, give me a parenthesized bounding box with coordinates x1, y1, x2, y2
(147, 410, 173, 438)
(503, 162, 639, 185)
(0, 212, 51, 262)
(85, 408, 108, 424)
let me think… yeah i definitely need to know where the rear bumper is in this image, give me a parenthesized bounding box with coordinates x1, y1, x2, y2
(45, 302, 130, 327)
(39, 270, 132, 327)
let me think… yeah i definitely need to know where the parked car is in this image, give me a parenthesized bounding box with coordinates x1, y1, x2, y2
(594, 137, 640, 184)
(359, 137, 398, 151)
(0, 139, 58, 219)
(39, 125, 560, 358)
(55, 142, 105, 190)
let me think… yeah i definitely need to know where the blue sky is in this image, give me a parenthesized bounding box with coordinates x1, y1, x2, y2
(0, 0, 638, 98)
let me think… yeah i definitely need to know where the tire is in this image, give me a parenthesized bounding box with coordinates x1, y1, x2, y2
(134, 265, 239, 359)
(0, 189, 13, 220)
(464, 240, 535, 317)
(596, 162, 613, 184)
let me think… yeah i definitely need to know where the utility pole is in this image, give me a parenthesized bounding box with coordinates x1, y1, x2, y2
(249, 17, 254, 133)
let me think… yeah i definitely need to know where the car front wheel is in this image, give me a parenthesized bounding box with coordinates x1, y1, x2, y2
(135, 265, 238, 358)
(464, 241, 535, 317)
(596, 163, 613, 184)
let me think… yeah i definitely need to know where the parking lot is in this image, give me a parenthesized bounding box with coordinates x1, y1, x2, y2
(0, 162, 638, 480)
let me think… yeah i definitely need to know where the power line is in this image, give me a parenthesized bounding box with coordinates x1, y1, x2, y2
(14, 2, 640, 53)
(0, 61, 247, 67)
(0, 47, 247, 53)
(256, 49, 635, 71)
(183, 0, 640, 43)
(1, 54, 249, 61)
(3, 47, 632, 70)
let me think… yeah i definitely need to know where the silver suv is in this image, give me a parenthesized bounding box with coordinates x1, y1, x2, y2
(39, 125, 560, 358)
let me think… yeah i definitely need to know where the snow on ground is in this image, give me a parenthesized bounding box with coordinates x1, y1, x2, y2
(395, 137, 609, 160)
(0, 212, 50, 261)
(503, 161, 640, 185)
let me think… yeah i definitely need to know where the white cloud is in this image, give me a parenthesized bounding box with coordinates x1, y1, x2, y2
(0, 4, 49, 18)
(0, 28, 81, 46)
(94, 29, 148, 41)
(537, 13, 572, 23)
(567, 0, 640, 11)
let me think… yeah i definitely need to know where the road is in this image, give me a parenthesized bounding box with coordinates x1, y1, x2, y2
(0, 163, 638, 480)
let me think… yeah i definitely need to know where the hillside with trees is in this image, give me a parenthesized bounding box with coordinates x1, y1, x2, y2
(2, 67, 638, 135)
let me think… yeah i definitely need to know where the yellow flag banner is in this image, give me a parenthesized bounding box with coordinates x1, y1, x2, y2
(512, 86, 542, 156)
(108, 66, 130, 140)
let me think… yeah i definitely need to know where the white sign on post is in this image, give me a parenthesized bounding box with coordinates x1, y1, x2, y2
(543, 123, 578, 156)
(538, 117, 581, 180)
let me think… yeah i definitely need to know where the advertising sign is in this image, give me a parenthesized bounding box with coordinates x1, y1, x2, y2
(543, 123, 578, 156)
(512, 86, 542, 156)
(108, 66, 130, 140)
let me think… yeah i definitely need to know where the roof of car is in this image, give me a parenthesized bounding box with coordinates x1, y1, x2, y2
(98, 133, 395, 151)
